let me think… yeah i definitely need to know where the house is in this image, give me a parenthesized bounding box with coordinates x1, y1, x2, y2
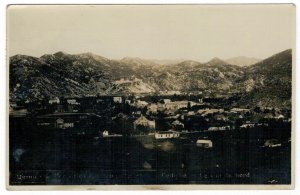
(133, 115, 156, 131)
(67, 99, 79, 105)
(66, 104, 79, 113)
(55, 118, 74, 129)
(113, 96, 123, 103)
(161, 99, 171, 104)
(240, 123, 255, 128)
(187, 111, 196, 116)
(199, 108, 224, 117)
(196, 139, 213, 148)
(125, 99, 131, 104)
(171, 120, 184, 130)
(158, 101, 189, 112)
(64, 99, 80, 112)
(103, 130, 109, 136)
(134, 100, 148, 108)
(207, 126, 230, 131)
(10, 102, 17, 108)
(147, 103, 158, 114)
(96, 98, 104, 103)
(189, 101, 199, 107)
(214, 114, 228, 121)
(230, 108, 250, 113)
(263, 139, 282, 148)
(154, 131, 180, 139)
(264, 113, 274, 119)
(157, 103, 165, 112)
(36, 113, 102, 135)
(102, 130, 122, 137)
(165, 110, 176, 116)
(9, 104, 28, 116)
(49, 97, 60, 104)
(274, 114, 285, 119)
(167, 101, 189, 110)
(165, 114, 180, 120)
(132, 111, 142, 116)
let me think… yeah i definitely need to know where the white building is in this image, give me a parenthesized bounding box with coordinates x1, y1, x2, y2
(199, 108, 224, 117)
(274, 114, 285, 119)
(54, 118, 74, 129)
(67, 99, 79, 105)
(102, 130, 109, 136)
(162, 99, 171, 104)
(207, 126, 230, 131)
(158, 100, 192, 112)
(196, 139, 213, 148)
(154, 131, 180, 139)
(230, 108, 250, 113)
(49, 97, 60, 104)
(240, 123, 255, 128)
(113, 96, 123, 103)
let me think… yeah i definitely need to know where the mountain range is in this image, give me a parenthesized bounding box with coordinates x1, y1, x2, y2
(9, 49, 292, 108)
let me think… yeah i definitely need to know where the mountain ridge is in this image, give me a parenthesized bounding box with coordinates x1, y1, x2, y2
(9, 49, 292, 108)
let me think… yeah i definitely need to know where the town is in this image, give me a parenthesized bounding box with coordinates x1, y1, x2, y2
(10, 92, 291, 145)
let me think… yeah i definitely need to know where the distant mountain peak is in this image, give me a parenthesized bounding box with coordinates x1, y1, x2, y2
(79, 52, 100, 57)
(77, 52, 109, 62)
(226, 56, 261, 67)
(206, 57, 229, 66)
(211, 57, 223, 61)
(53, 51, 69, 57)
(120, 57, 158, 66)
(249, 48, 292, 69)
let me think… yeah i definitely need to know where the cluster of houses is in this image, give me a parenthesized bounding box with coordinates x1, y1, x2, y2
(10, 95, 291, 138)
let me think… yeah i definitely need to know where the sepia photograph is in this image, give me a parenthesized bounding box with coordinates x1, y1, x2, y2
(7, 4, 295, 189)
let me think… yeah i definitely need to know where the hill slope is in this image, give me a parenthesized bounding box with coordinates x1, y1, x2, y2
(237, 49, 292, 108)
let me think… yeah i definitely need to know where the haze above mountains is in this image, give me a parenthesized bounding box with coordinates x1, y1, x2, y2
(118, 56, 261, 66)
(9, 49, 292, 108)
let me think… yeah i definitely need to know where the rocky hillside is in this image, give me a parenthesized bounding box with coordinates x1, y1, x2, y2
(10, 52, 111, 101)
(9, 49, 292, 108)
(237, 49, 292, 108)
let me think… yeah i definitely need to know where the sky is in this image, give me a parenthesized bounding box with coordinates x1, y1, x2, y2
(7, 4, 295, 62)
